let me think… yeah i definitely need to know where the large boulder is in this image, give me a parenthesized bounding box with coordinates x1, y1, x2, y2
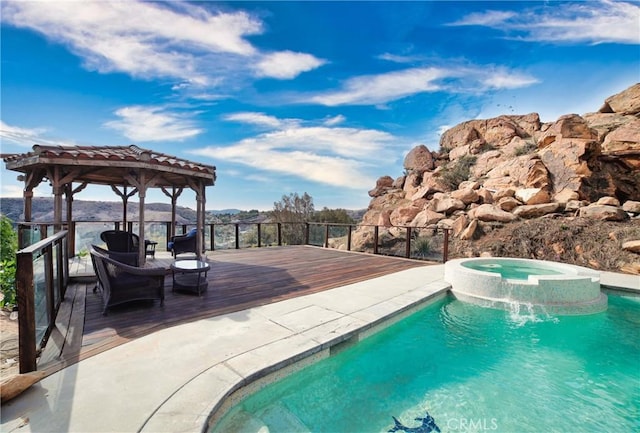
(513, 203, 561, 219)
(600, 82, 640, 115)
(470, 204, 518, 223)
(389, 205, 422, 226)
(483, 155, 551, 191)
(404, 145, 435, 172)
(578, 204, 629, 221)
(431, 196, 466, 214)
(622, 200, 640, 214)
(440, 114, 540, 153)
(538, 114, 598, 147)
(601, 118, 640, 169)
(368, 176, 395, 197)
(538, 137, 600, 197)
(451, 188, 479, 205)
(411, 209, 445, 227)
(515, 188, 551, 205)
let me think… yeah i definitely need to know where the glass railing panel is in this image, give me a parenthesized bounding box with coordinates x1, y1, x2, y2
(52, 245, 60, 307)
(376, 227, 407, 258)
(350, 226, 375, 254)
(76, 222, 111, 253)
(259, 224, 279, 247)
(410, 227, 445, 261)
(32, 251, 49, 347)
(326, 225, 351, 249)
(213, 224, 235, 250)
(307, 224, 324, 247)
(238, 224, 257, 249)
(279, 223, 306, 246)
(142, 222, 169, 252)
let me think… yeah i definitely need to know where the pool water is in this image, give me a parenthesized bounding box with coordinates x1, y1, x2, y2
(461, 261, 564, 280)
(211, 295, 640, 433)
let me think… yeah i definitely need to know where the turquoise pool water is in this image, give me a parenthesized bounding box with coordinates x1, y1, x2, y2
(211, 295, 640, 432)
(461, 261, 564, 280)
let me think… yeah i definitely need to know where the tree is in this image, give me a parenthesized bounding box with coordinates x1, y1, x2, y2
(311, 207, 355, 224)
(0, 215, 18, 308)
(271, 192, 315, 244)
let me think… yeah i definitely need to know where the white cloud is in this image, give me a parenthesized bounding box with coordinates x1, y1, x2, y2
(479, 68, 539, 89)
(104, 106, 203, 142)
(449, 0, 640, 45)
(255, 51, 326, 79)
(0, 1, 323, 88)
(448, 10, 517, 27)
(323, 115, 346, 126)
(223, 112, 286, 128)
(0, 121, 46, 147)
(309, 67, 446, 106)
(304, 65, 538, 106)
(1, 184, 26, 198)
(0, 121, 76, 148)
(192, 115, 401, 189)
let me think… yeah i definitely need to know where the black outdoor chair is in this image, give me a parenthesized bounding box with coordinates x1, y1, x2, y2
(90, 246, 166, 315)
(100, 230, 140, 253)
(100, 229, 157, 259)
(168, 228, 199, 257)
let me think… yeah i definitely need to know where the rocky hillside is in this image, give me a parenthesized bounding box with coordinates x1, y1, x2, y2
(355, 83, 640, 274)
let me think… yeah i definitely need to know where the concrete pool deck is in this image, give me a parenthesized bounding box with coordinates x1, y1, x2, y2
(1, 266, 638, 433)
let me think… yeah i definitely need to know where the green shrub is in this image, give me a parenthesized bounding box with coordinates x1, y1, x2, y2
(413, 236, 432, 258)
(0, 215, 18, 309)
(514, 139, 537, 156)
(440, 155, 477, 190)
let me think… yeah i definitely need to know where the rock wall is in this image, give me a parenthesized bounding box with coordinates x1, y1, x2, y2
(355, 83, 640, 265)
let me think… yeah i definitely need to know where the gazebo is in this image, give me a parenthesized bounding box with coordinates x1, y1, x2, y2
(3, 144, 216, 264)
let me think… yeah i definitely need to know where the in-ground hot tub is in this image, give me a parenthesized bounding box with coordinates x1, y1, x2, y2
(444, 257, 607, 315)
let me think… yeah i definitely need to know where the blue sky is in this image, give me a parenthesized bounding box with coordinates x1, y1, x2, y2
(1, 1, 639, 212)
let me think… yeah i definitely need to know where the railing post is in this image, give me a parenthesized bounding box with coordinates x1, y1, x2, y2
(373, 226, 379, 255)
(347, 225, 352, 251)
(69, 221, 76, 257)
(305, 223, 310, 245)
(324, 224, 329, 248)
(165, 222, 172, 249)
(235, 223, 240, 249)
(127, 221, 133, 233)
(16, 252, 37, 373)
(443, 228, 449, 263)
(45, 244, 55, 324)
(115, 221, 120, 231)
(405, 226, 412, 259)
(277, 223, 282, 246)
(210, 224, 215, 251)
(257, 223, 262, 248)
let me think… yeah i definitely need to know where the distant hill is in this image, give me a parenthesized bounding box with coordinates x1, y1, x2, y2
(0, 198, 198, 223)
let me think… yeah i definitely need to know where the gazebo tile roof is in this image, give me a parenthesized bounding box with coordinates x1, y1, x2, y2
(3, 144, 216, 187)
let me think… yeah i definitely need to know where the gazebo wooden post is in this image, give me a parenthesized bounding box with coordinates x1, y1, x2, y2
(187, 179, 205, 260)
(126, 168, 161, 265)
(65, 182, 88, 257)
(161, 186, 183, 244)
(111, 185, 137, 230)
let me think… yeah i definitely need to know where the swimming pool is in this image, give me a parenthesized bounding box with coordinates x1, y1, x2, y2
(210, 294, 640, 432)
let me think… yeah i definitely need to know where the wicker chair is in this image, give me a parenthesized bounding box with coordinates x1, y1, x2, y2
(100, 230, 139, 253)
(90, 246, 165, 315)
(100, 230, 157, 259)
(168, 228, 199, 257)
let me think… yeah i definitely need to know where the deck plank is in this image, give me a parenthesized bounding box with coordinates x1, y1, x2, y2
(45, 246, 431, 373)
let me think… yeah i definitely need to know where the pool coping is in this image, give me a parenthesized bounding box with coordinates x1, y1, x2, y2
(0, 265, 637, 433)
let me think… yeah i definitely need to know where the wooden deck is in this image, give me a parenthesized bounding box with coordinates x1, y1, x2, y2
(40, 246, 431, 374)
